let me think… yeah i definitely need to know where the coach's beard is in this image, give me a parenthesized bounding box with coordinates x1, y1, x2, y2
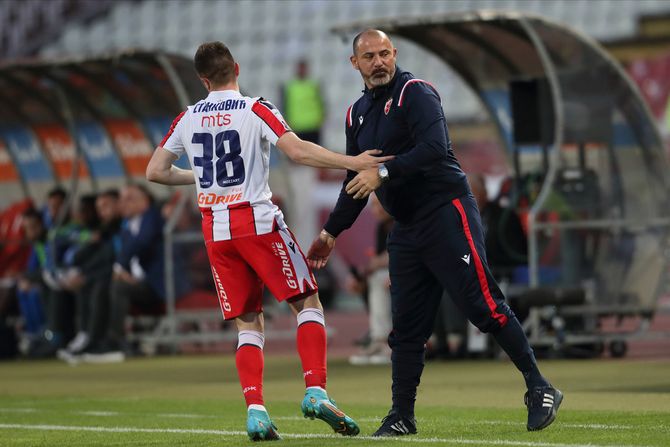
(369, 70, 392, 87)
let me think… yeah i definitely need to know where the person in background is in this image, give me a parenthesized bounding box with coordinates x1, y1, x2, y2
(281, 59, 327, 251)
(82, 184, 165, 363)
(42, 186, 68, 229)
(348, 193, 393, 365)
(18, 208, 75, 357)
(58, 190, 122, 362)
(281, 59, 326, 145)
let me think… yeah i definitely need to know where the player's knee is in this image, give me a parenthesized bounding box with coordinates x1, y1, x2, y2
(235, 312, 264, 332)
(288, 291, 321, 314)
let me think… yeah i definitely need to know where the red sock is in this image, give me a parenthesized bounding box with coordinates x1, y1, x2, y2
(296, 308, 327, 389)
(236, 330, 265, 406)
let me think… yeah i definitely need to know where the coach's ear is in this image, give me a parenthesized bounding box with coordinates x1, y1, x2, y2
(350, 54, 359, 71)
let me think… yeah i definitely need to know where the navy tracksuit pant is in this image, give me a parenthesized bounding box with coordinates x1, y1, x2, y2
(387, 194, 524, 414)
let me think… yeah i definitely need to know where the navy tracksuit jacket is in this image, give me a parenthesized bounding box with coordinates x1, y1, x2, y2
(324, 66, 515, 349)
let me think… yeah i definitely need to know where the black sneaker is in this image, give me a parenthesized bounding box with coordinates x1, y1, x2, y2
(372, 410, 417, 437)
(525, 386, 563, 431)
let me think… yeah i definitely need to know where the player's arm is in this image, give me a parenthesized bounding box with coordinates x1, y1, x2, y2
(307, 118, 368, 269)
(276, 132, 392, 172)
(146, 147, 195, 185)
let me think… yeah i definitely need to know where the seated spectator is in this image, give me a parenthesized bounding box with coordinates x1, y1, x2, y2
(18, 208, 76, 357)
(83, 184, 166, 362)
(57, 190, 121, 361)
(42, 186, 69, 229)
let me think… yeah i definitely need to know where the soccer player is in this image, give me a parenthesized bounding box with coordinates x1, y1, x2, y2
(307, 29, 562, 436)
(146, 41, 391, 441)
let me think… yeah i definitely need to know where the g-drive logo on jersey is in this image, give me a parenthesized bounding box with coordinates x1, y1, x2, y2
(211, 266, 232, 312)
(197, 188, 243, 206)
(271, 242, 298, 289)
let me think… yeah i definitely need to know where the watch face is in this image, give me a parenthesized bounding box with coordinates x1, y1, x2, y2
(379, 165, 389, 180)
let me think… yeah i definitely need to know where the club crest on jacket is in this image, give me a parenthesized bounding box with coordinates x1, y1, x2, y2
(384, 97, 393, 115)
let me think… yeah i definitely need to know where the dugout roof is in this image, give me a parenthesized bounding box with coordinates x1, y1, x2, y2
(0, 50, 206, 201)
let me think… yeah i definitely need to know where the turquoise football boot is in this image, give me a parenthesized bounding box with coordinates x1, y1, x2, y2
(301, 388, 359, 436)
(246, 408, 280, 441)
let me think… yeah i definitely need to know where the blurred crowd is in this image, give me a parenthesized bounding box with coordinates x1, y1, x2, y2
(0, 184, 193, 363)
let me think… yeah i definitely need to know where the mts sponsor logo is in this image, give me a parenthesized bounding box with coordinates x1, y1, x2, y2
(197, 192, 242, 206)
(201, 113, 232, 127)
(271, 242, 297, 290)
(211, 266, 231, 312)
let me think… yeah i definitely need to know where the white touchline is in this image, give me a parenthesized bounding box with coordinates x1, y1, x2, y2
(479, 420, 637, 430)
(79, 411, 119, 416)
(0, 423, 654, 447)
(0, 409, 655, 431)
(257, 416, 650, 431)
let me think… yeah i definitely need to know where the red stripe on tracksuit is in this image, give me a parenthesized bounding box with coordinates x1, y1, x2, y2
(252, 102, 288, 138)
(452, 198, 508, 327)
(228, 201, 256, 238)
(160, 111, 185, 146)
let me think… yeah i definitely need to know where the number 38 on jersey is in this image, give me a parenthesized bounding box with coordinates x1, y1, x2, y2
(192, 130, 245, 188)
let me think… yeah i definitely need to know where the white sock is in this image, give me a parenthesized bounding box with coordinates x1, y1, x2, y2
(248, 404, 267, 413)
(307, 386, 327, 397)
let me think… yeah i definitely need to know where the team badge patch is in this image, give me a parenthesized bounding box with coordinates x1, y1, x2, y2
(384, 97, 393, 115)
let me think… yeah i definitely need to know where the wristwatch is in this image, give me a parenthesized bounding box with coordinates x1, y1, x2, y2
(378, 164, 389, 183)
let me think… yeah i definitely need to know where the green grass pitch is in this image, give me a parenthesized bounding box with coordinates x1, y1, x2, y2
(1, 355, 669, 446)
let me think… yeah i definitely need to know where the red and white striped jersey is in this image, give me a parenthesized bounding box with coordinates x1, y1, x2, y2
(161, 90, 291, 241)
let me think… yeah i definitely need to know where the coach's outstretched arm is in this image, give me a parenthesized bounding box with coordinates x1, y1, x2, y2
(146, 147, 196, 185)
(276, 132, 392, 172)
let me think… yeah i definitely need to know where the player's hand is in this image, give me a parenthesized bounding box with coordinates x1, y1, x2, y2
(349, 150, 394, 172)
(345, 168, 382, 199)
(307, 230, 336, 269)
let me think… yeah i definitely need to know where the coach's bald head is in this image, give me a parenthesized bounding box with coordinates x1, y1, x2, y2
(350, 29, 397, 89)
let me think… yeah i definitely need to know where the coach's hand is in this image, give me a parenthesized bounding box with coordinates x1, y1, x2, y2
(346, 168, 381, 200)
(349, 150, 394, 173)
(307, 230, 336, 269)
